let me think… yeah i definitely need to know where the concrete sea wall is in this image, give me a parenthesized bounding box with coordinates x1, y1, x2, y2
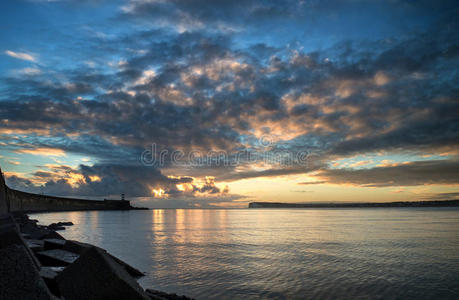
(7, 189, 132, 213)
(0, 168, 9, 214)
(0, 167, 188, 299)
(0, 167, 132, 213)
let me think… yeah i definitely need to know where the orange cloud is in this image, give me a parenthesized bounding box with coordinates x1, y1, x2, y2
(89, 175, 101, 182)
(0, 128, 50, 135)
(16, 147, 66, 157)
(152, 188, 166, 198)
(374, 71, 390, 86)
(66, 172, 85, 187)
(349, 160, 373, 168)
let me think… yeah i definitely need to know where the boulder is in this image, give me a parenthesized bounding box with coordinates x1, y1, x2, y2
(47, 223, 65, 231)
(13, 213, 35, 224)
(20, 222, 48, 240)
(21, 233, 32, 239)
(40, 266, 65, 274)
(56, 221, 73, 226)
(26, 239, 45, 252)
(0, 244, 54, 300)
(39, 267, 58, 280)
(36, 249, 79, 266)
(42, 230, 65, 240)
(0, 222, 24, 249)
(39, 267, 61, 297)
(64, 240, 144, 277)
(0, 214, 16, 226)
(56, 247, 149, 300)
(43, 239, 66, 250)
(0, 219, 42, 268)
(62, 239, 90, 254)
(0, 214, 18, 232)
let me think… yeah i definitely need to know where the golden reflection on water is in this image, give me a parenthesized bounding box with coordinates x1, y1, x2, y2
(74, 211, 101, 242)
(90, 211, 99, 231)
(29, 208, 459, 299)
(150, 209, 233, 283)
(151, 209, 231, 248)
(66, 211, 80, 225)
(152, 209, 165, 242)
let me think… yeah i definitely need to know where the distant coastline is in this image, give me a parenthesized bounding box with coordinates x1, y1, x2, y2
(248, 200, 459, 208)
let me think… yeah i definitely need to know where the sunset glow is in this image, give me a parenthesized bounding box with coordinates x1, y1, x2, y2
(0, 0, 458, 208)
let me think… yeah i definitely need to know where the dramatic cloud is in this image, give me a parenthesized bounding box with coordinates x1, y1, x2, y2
(312, 160, 459, 187)
(5, 162, 240, 207)
(0, 0, 458, 206)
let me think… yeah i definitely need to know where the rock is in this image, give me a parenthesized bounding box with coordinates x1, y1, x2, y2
(48, 223, 65, 231)
(0, 214, 17, 227)
(57, 221, 73, 226)
(146, 289, 195, 300)
(12, 213, 31, 224)
(0, 221, 24, 249)
(26, 239, 45, 252)
(64, 240, 145, 277)
(39, 267, 58, 280)
(42, 230, 65, 240)
(109, 253, 145, 278)
(62, 239, 90, 254)
(0, 214, 19, 233)
(0, 223, 42, 269)
(20, 222, 48, 240)
(56, 247, 150, 300)
(36, 249, 79, 266)
(0, 244, 54, 300)
(43, 238, 66, 250)
(40, 266, 65, 274)
(39, 267, 61, 297)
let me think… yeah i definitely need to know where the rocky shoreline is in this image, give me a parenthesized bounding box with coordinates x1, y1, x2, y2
(0, 212, 194, 300)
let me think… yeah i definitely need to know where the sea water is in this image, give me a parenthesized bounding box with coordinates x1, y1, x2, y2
(31, 208, 459, 299)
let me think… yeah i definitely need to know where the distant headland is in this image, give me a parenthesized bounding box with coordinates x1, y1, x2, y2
(248, 200, 459, 208)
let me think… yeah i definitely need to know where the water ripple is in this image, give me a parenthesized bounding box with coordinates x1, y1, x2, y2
(31, 208, 459, 299)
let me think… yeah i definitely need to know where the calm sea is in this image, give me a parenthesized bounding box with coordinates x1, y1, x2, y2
(31, 208, 459, 299)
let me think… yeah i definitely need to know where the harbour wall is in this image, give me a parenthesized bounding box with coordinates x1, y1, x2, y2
(0, 167, 132, 213)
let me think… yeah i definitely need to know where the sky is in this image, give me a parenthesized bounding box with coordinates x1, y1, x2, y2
(0, 0, 458, 208)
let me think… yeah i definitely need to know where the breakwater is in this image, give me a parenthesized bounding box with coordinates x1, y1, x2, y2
(0, 166, 192, 299)
(0, 167, 8, 214)
(0, 212, 192, 299)
(0, 167, 140, 213)
(7, 189, 133, 213)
